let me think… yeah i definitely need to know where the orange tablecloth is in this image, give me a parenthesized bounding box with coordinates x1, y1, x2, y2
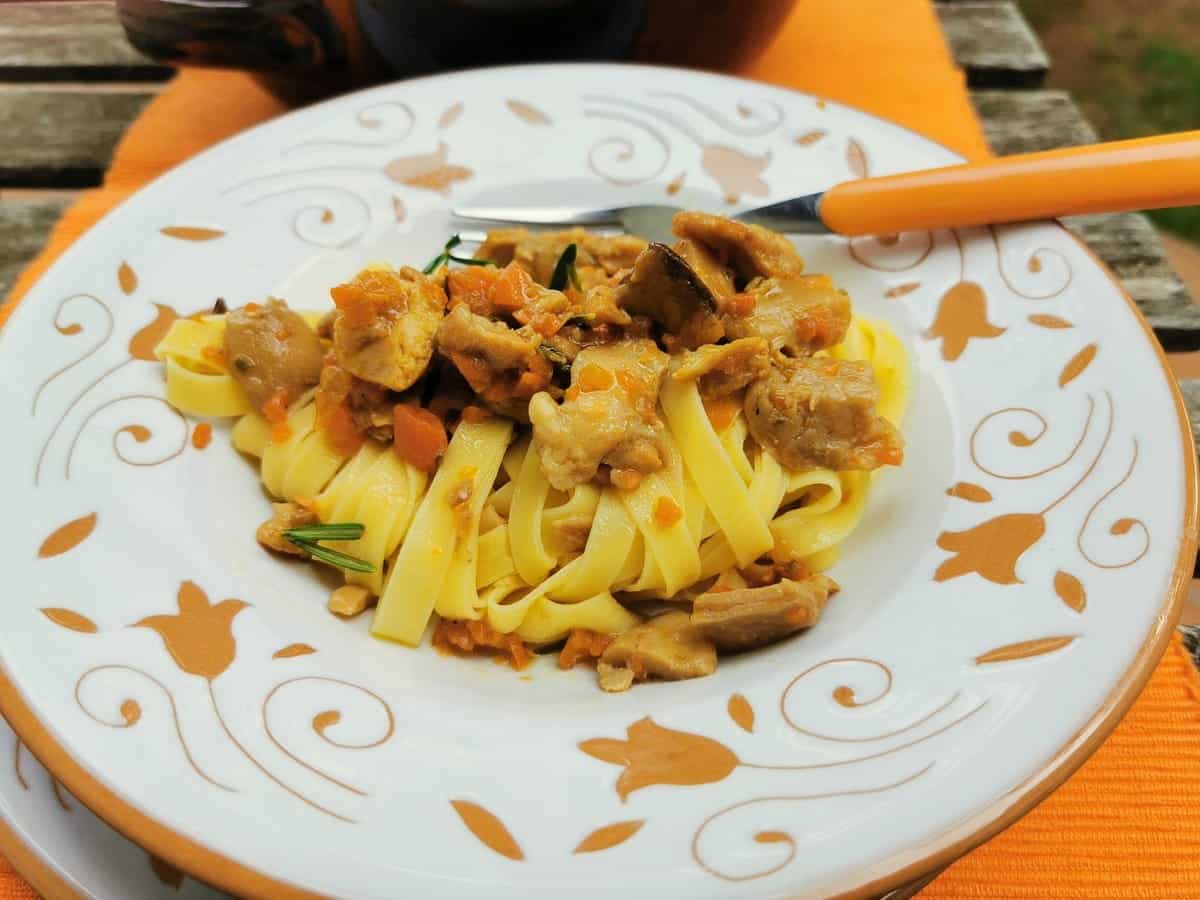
(2, 2, 1198, 897)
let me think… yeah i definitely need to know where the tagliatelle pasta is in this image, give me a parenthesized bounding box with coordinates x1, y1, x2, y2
(155, 214, 910, 692)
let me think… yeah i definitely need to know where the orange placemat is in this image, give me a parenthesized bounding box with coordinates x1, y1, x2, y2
(1, 2, 1197, 897)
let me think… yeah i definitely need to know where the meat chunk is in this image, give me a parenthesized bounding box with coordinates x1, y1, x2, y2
(329, 265, 446, 391)
(744, 359, 904, 471)
(597, 611, 717, 692)
(672, 237, 736, 299)
(615, 243, 719, 334)
(477, 227, 647, 287)
(692, 575, 839, 651)
(256, 502, 316, 556)
(672, 212, 804, 283)
(436, 306, 552, 409)
(723, 275, 851, 358)
(671, 336, 770, 397)
(528, 339, 669, 491)
(224, 299, 325, 410)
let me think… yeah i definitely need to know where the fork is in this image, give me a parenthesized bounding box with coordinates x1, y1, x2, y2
(454, 130, 1200, 242)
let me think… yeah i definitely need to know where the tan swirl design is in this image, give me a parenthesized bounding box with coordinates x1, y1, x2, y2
(242, 185, 373, 249)
(64, 393, 188, 480)
(847, 230, 934, 271)
(990, 225, 1073, 299)
(32, 294, 113, 415)
(778, 658, 967, 744)
(969, 395, 1095, 481)
(50, 779, 72, 812)
(206, 681, 354, 822)
(13, 736, 27, 791)
(1076, 441, 1150, 569)
(261, 676, 395, 797)
(647, 91, 783, 136)
(583, 110, 671, 186)
(743, 700, 986, 771)
(75, 664, 235, 791)
(282, 101, 415, 154)
(689, 764, 933, 882)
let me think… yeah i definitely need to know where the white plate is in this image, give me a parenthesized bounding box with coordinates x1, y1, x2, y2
(0, 718, 228, 899)
(0, 64, 1194, 900)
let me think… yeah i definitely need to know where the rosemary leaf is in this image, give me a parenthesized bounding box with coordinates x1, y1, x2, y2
(283, 522, 365, 542)
(287, 537, 376, 573)
(548, 243, 578, 292)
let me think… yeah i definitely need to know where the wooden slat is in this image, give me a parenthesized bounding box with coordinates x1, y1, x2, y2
(0, 1, 171, 81)
(0, 197, 72, 298)
(0, 88, 153, 187)
(936, 1, 1049, 88)
(971, 89, 1200, 351)
(971, 89, 1100, 154)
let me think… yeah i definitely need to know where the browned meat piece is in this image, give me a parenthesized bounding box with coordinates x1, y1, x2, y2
(670, 337, 770, 397)
(597, 611, 717, 692)
(329, 266, 446, 391)
(672, 237, 736, 299)
(256, 502, 316, 556)
(477, 227, 647, 287)
(224, 299, 325, 410)
(723, 275, 851, 358)
(745, 359, 904, 471)
(528, 339, 669, 490)
(692, 575, 839, 651)
(436, 306, 553, 411)
(672, 212, 804, 282)
(614, 243, 720, 336)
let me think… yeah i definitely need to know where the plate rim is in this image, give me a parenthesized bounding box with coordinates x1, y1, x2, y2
(0, 62, 1195, 900)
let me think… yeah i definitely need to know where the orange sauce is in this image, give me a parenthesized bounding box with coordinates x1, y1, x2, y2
(191, 422, 213, 450)
(653, 496, 683, 527)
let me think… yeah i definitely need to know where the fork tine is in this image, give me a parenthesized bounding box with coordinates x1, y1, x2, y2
(452, 205, 626, 226)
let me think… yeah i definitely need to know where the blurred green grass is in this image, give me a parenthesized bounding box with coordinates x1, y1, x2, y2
(1020, 0, 1200, 240)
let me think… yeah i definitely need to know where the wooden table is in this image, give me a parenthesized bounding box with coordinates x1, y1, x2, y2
(1, 2, 1198, 541)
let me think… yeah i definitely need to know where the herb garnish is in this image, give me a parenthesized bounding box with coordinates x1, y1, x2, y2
(548, 243, 581, 292)
(422, 235, 497, 274)
(283, 522, 375, 573)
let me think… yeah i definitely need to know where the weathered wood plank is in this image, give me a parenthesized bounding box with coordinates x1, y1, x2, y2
(971, 89, 1100, 154)
(0, 1, 171, 81)
(936, 2, 1049, 88)
(0, 89, 153, 187)
(1064, 213, 1200, 351)
(0, 197, 72, 299)
(971, 89, 1200, 351)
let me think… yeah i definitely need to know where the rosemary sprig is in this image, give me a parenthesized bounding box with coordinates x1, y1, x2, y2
(283, 522, 374, 573)
(287, 537, 376, 574)
(422, 234, 497, 274)
(283, 522, 365, 542)
(548, 243, 580, 292)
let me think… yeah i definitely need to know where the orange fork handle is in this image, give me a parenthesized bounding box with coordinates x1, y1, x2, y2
(820, 130, 1200, 236)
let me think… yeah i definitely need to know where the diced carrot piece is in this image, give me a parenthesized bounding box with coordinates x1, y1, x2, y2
(722, 292, 756, 316)
(653, 496, 683, 527)
(578, 363, 614, 392)
(615, 369, 641, 397)
(874, 444, 904, 466)
(262, 389, 291, 444)
(564, 385, 581, 402)
(191, 422, 212, 450)
(489, 262, 533, 312)
(329, 283, 363, 309)
(447, 266, 501, 312)
(392, 404, 448, 472)
(200, 345, 227, 370)
(320, 403, 365, 456)
(702, 393, 740, 432)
